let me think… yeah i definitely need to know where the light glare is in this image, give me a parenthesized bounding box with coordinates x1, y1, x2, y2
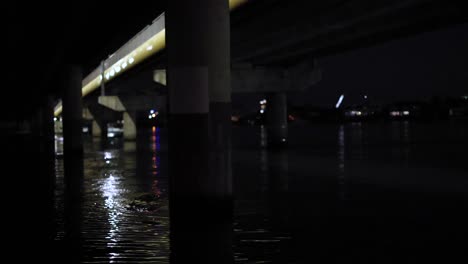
(336, 95, 345, 108)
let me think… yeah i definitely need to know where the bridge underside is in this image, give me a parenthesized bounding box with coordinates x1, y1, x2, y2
(231, 0, 467, 66)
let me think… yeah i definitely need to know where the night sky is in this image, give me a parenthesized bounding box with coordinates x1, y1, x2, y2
(288, 22, 468, 107)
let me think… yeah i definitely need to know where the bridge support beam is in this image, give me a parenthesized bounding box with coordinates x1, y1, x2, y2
(98, 95, 164, 140)
(167, 0, 232, 262)
(266, 92, 288, 148)
(92, 120, 102, 137)
(62, 65, 84, 260)
(123, 111, 137, 140)
(86, 99, 123, 141)
(83, 107, 103, 138)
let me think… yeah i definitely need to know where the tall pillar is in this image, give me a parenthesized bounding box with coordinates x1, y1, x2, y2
(167, 0, 233, 263)
(40, 96, 56, 241)
(208, 0, 232, 201)
(123, 111, 137, 140)
(27, 95, 57, 260)
(63, 65, 83, 159)
(62, 65, 84, 262)
(266, 92, 288, 148)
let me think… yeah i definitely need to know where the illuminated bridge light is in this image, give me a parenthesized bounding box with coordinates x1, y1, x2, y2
(129, 57, 135, 64)
(122, 62, 127, 69)
(115, 66, 121, 73)
(147, 45, 153, 51)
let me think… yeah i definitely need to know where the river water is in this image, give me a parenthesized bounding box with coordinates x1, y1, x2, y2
(54, 120, 468, 263)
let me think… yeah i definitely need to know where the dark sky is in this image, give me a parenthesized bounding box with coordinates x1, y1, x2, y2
(287, 22, 468, 108)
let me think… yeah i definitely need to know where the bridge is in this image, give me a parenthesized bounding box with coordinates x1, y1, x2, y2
(3, 0, 467, 261)
(47, 0, 465, 143)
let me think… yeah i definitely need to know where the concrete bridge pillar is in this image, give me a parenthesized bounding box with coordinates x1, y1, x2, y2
(123, 111, 137, 140)
(92, 120, 102, 137)
(63, 65, 84, 159)
(86, 101, 122, 141)
(98, 95, 164, 140)
(167, 0, 233, 262)
(266, 92, 288, 148)
(83, 107, 105, 138)
(62, 65, 84, 258)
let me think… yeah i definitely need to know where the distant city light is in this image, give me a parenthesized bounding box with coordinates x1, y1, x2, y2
(148, 110, 159, 119)
(260, 109, 265, 114)
(104, 152, 112, 160)
(336, 94, 345, 108)
(403, 111, 410, 116)
(463, 95, 468, 100)
(259, 99, 267, 105)
(54, 117, 57, 122)
(345, 110, 367, 117)
(364, 95, 368, 99)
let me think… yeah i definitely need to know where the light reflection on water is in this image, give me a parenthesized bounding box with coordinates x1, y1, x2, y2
(54, 128, 169, 263)
(54, 121, 468, 263)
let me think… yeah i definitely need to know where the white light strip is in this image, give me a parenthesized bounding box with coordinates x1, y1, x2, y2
(335, 94, 344, 108)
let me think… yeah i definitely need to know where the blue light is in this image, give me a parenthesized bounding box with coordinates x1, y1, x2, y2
(336, 94, 344, 109)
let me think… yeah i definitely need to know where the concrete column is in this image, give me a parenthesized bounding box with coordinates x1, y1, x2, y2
(62, 65, 84, 261)
(123, 111, 137, 140)
(27, 95, 56, 258)
(266, 92, 288, 148)
(92, 120, 102, 137)
(40, 96, 56, 241)
(167, 0, 233, 263)
(87, 102, 116, 140)
(208, 0, 232, 200)
(63, 65, 83, 159)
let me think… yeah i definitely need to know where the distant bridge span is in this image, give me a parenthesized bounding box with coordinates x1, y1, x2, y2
(54, 0, 248, 116)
